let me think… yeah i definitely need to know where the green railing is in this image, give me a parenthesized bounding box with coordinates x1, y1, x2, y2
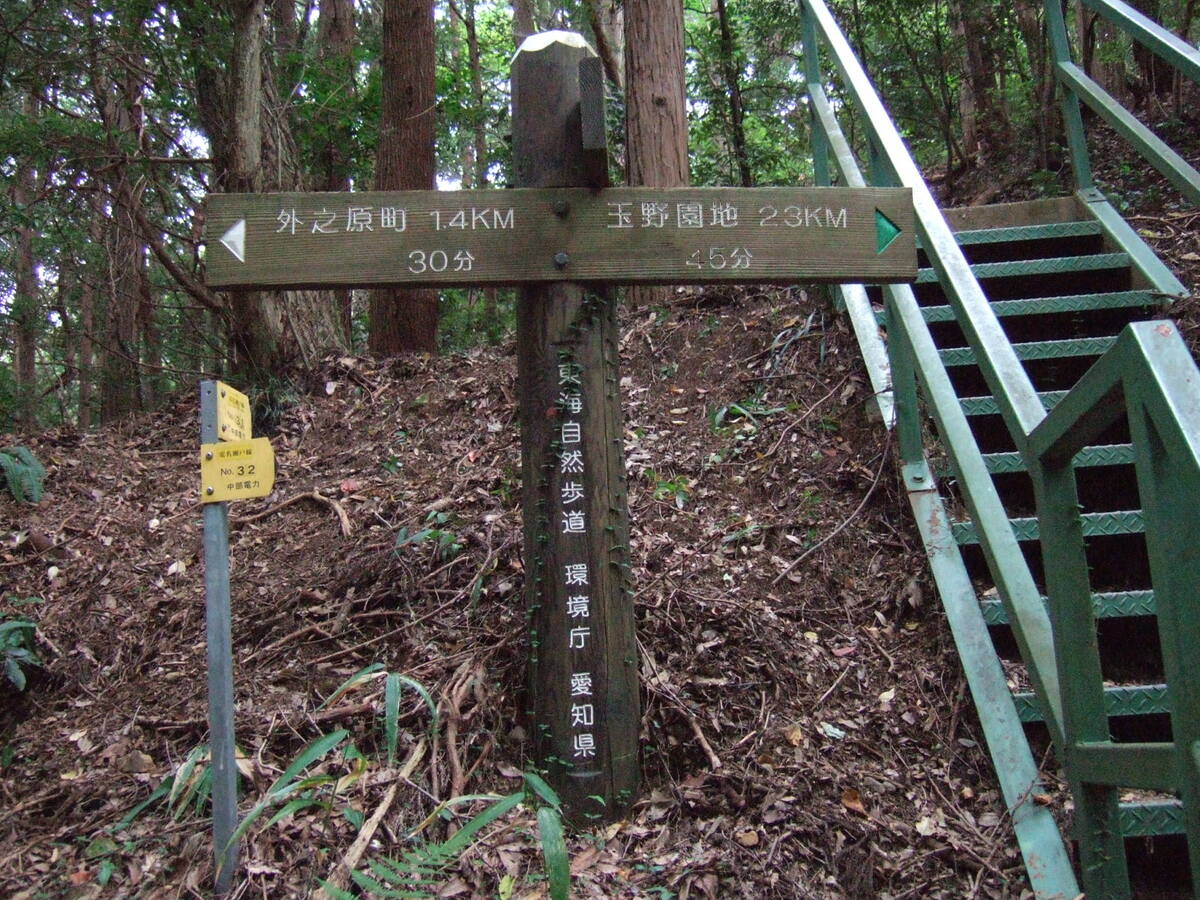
(800, 0, 1200, 895)
(1048, 0, 1200, 208)
(1029, 320, 1200, 891)
(1046, 0, 1198, 302)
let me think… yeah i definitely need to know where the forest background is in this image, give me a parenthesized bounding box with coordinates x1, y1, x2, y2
(2, 0, 1197, 433)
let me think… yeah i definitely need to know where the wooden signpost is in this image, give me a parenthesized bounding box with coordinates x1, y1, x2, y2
(204, 185, 913, 290)
(200, 27, 916, 863)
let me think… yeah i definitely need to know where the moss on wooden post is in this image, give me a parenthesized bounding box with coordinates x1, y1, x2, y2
(512, 31, 639, 824)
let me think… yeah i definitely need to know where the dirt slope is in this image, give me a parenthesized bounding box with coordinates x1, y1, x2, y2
(2, 288, 1040, 898)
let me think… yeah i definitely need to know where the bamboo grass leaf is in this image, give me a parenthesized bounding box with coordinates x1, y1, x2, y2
(384, 673, 401, 765)
(269, 729, 348, 791)
(523, 771, 562, 810)
(321, 663, 384, 709)
(439, 791, 523, 856)
(537, 806, 571, 900)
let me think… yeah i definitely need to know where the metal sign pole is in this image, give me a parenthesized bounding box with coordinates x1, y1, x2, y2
(200, 379, 239, 894)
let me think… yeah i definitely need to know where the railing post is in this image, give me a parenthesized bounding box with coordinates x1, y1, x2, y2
(1030, 453, 1130, 895)
(1045, 0, 1095, 191)
(885, 291, 923, 466)
(868, 137, 889, 188)
(801, 1, 831, 188)
(1126, 355, 1200, 891)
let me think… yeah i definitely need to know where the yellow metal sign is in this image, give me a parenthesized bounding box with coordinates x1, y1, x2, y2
(200, 438, 275, 503)
(216, 381, 251, 442)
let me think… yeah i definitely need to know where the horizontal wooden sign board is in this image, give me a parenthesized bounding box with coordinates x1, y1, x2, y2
(203, 187, 915, 289)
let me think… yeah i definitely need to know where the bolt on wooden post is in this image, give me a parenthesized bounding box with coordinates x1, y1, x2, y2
(512, 32, 639, 823)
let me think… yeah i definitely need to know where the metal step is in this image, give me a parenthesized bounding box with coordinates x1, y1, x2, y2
(951, 509, 1145, 544)
(939, 335, 1117, 367)
(960, 390, 1068, 416)
(911, 290, 1158, 324)
(1120, 800, 1184, 837)
(916, 252, 1131, 284)
(982, 443, 1134, 473)
(1013, 683, 1169, 722)
(980, 589, 1156, 624)
(943, 220, 1104, 247)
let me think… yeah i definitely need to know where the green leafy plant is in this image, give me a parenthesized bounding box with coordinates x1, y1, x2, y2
(645, 468, 692, 509)
(1, 617, 41, 691)
(722, 516, 762, 547)
(320, 663, 438, 765)
(708, 400, 786, 433)
(225, 729, 350, 850)
(321, 772, 571, 900)
(0, 447, 46, 504)
(116, 743, 222, 830)
(395, 511, 464, 561)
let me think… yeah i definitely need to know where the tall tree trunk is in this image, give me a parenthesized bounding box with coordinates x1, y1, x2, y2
(11, 107, 40, 429)
(78, 194, 102, 429)
(317, 0, 356, 341)
(513, 0, 536, 46)
(587, 0, 624, 90)
(271, 0, 301, 99)
(449, 10, 474, 186)
(950, 0, 1009, 163)
(449, 0, 487, 188)
(624, 0, 689, 309)
(94, 46, 147, 423)
(1076, 2, 1098, 79)
(466, 0, 488, 188)
(1013, 0, 1054, 168)
(1097, 17, 1127, 105)
(1128, 0, 1170, 105)
(370, 0, 438, 355)
(194, 0, 349, 377)
(137, 240, 161, 409)
(713, 0, 753, 187)
(100, 172, 146, 422)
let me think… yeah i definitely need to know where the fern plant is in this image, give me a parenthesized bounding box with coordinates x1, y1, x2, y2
(322, 772, 571, 900)
(0, 447, 45, 504)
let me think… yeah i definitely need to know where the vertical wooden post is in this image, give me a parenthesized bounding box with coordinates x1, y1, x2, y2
(512, 32, 639, 824)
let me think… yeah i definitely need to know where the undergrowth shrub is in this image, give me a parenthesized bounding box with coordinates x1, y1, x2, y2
(0, 447, 45, 504)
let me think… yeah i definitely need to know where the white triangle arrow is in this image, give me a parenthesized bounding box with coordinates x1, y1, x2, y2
(219, 219, 246, 263)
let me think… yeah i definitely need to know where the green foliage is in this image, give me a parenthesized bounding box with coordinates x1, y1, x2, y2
(0, 447, 45, 504)
(685, 0, 814, 186)
(721, 518, 762, 546)
(437, 288, 516, 351)
(320, 662, 439, 764)
(325, 773, 572, 900)
(395, 511, 465, 562)
(709, 399, 786, 432)
(225, 729, 350, 852)
(115, 655, 575, 897)
(0, 617, 41, 691)
(644, 468, 692, 509)
(3, 0, 1187, 420)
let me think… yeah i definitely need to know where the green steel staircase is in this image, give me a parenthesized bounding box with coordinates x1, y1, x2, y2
(800, 0, 1200, 896)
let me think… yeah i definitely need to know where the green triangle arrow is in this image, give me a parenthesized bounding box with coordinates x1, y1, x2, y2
(875, 209, 901, 254)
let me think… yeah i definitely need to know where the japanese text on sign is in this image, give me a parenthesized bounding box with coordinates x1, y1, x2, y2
(200, 437, 276, 503)
(555, 358, 597, 763)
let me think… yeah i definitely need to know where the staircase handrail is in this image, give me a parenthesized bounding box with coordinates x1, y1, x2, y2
(800, 0, 1065, 737)
(1026, 319, 1200, 890)
(801, 0, 1200, 893)
(1047, 0, 1200, 206)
